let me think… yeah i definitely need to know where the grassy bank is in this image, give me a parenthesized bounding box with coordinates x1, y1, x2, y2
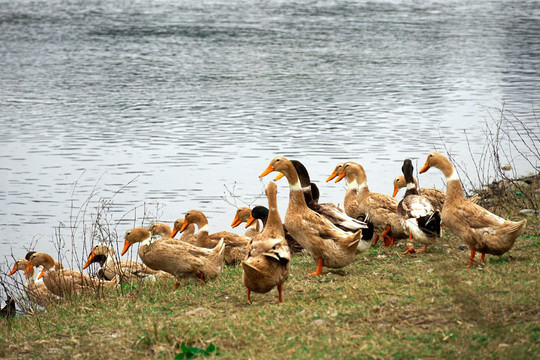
(1, 211, 538, 359)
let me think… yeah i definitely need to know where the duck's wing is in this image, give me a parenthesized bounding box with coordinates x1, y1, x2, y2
(452, 201, 505, 229)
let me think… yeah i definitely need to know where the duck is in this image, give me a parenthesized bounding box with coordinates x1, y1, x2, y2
(397, 159, 442, 254)
(276, 159, 370, 233)
(8, 258, 59, 306)
(242, 182, 290, 304)
(231, 207, 260, 238)
(24, 252, 118, 297)
(330, 161, 409, 247)
(419, 152, 527, 267)
(246, 206, 304, 254)
(170, 218, 198, 244)
(260, 157, 371, 276)
(178, 210, 249, 265)
(82, 243, 163, 281)
(121, 227, 225, 285)
(392, 174, 446, 212)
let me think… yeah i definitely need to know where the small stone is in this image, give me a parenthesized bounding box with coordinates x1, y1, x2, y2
(519, 209, 537, 216)
(312, 319, 326, 326)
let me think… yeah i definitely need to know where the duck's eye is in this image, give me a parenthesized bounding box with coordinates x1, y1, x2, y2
(127, 231, 131, 236)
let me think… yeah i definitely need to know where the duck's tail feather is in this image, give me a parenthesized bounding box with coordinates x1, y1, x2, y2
(417, 211, 442, 237)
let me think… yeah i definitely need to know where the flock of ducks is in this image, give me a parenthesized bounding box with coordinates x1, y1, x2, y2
(6, 152, 528, 307)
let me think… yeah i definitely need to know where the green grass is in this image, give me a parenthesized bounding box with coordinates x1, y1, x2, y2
(1, 215, 539, 359)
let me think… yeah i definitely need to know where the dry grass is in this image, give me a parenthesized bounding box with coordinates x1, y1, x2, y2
(1, 213, 539, 359)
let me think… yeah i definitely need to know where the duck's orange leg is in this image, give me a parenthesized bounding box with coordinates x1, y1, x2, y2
(308, 257, 324, 276)
(381, 225, 394, 246)
(416, 244, 428, 252)
(197, 272, 206, 283)
(466, 249, 476, 268)
(403, 233, 416, 254)
(174, 281, 180, 289)
(277, 284, 283, 303)
(479, 253, 485, 264)
(371, 235, 380, 246)
(246, 289, 252, 304)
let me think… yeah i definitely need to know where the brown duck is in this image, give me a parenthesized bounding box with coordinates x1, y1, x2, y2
(419, 152, 526, 267)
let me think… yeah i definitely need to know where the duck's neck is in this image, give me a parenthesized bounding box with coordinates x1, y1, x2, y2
(25, 268, 35, 283)
(182, 223, 195, 236)
(346, 178, 369, 195)
(444, 166, 466, 201)
(403, 171, 418, 197)
(246, 220, 259, 233)
(196, 224, 210, 242)
(265, 189, 285, 237)
(286, 174, 308, 210)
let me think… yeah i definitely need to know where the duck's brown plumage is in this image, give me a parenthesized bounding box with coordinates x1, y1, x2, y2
(83, 243, 163, 281)
(419, 152, 527, 267)
(24, 252, 118, 297)
(180, 210, 249, 265)
(9, 258, 59, 306)
(122, 227, 225, 284)
(231, 207, 260, 238)
(260, 157, 370, 276)
(169, 218, 197, 244)
(242, 182, 290, 303)
(334, 161, 408, 246)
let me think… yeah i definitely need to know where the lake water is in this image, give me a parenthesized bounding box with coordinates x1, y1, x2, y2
(1, 0, 539, 271)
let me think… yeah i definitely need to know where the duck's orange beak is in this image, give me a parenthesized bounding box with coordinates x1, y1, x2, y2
(38, 268, 45, 280)
(179, 220, 189, 233)
(24, 262, 34, 275)
(274, 172, 285, 181)
(231, 215, 242, 228)
(326, 170, 338, 182)
(245, 215, 256, 228)
(335, 172, 346, 183)
(419, 162, 430, 174)
(170, 227, 179, 238)
(83, 251, 96, 270)
(259, 164, 274, 178)
(8, 264, 18, 276)
(121, 241, 132, 256)
(392, 186, 399, 198)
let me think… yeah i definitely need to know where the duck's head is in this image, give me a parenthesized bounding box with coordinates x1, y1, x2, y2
(392, 174, 419, 197)
(247, 206, 269, 227)
(326, 163, 344, 182)
(149, 222, 172, 238)
(420, 152, 446, 173)
(83, 243, 114, 269)
(335, 162, 366, 184)
(121, 227, 151, 255)
(232, 207, 251, 228)
(260, 157, 293, 181)
(8, 258, 29, 276)
(25, 252, 55, 279)
(180, 210, 207, 232)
